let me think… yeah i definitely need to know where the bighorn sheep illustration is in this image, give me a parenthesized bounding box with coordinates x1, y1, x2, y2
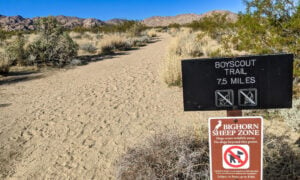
(214, 120, 222, 131)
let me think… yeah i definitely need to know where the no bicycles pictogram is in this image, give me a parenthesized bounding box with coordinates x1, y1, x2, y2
(222, 145, 249, 169)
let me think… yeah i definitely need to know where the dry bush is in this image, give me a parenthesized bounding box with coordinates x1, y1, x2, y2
(69, 31, 83, 39)
(278, 98, 300, 132)
(163, 30, 247, 86)
(97, 34, 131, 54)
(80, 43, 97, 54)
(5, 34, 28, 66)
(263, 131, 300, 179)
(116, 132, 210, 180)
(0, 52, 12, 75)
(127, 22, 146, 37)
(127, 36, 151, 47)
(167, 28, 180, 37)
(146, 29, 158, 38)
(82, 32, 93, 40)
(116, 130, 299, 180)
(163, 52, 182, 86)
(163, 31, 204, 86)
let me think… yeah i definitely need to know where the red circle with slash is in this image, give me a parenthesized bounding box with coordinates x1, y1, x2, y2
(224, 146, 248, 168)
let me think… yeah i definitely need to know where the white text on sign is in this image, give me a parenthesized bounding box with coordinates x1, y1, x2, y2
(212, 123, 260, 136)
(215, 59, 257, 85)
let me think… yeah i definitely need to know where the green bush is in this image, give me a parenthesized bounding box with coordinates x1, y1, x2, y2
(112, 41, 131, 51)
(4, 33, 28, 65)
(127, 22, 147, 37)
(186, 13, 233, 41)
(0, 52, 12, 75)
(168, 23, 181, 29)
(294, 60, 300, 78)
(100, 45, 114, 55)
(230, 0, 300, 57)
(27, 17, 79, 66)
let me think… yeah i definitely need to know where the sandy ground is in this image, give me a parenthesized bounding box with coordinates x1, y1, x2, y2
(0, 34, 224, 179)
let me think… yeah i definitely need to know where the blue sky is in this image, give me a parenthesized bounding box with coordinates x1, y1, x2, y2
(0, 0, 245, 20)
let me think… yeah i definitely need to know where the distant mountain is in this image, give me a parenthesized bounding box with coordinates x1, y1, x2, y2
(0, 15, 35, 31)
(143, 10, 238, 27)
(33, 16, 105, 29)
(105, 19, 130, 25)
(0, 15, 106, 31)
(0, 10, 238, 31)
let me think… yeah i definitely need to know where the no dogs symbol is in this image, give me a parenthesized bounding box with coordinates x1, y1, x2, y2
(222, 145, 249, 169)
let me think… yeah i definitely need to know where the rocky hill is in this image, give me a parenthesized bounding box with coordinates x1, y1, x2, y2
(0, 10, 237, 31)
(0, 15, 117, 31)
(0, 15, 35, 31)
(143, 10, 237, 27)
(105, 18, 130, 25)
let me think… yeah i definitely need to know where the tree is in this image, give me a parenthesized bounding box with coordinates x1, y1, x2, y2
(28, 17, 78, 66)
(232, 0, 300, 56)
(5, 33, 27, 65)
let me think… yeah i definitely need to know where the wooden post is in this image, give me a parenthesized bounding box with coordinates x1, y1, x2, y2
(227, 110, 242, 117)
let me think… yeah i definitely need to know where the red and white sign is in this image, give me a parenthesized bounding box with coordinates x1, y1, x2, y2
(223, 145, 249, 169)
(209, 117, 263, 180)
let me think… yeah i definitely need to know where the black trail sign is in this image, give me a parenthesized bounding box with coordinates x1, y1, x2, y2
(182, 54, 294, 111)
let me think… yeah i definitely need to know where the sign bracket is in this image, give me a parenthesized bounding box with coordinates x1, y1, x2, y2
(227, 110, 242, 117)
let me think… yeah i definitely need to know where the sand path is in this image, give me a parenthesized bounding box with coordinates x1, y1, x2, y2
(0, 34, 223, 179)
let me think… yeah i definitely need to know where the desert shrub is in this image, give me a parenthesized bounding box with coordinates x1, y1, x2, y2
(163, 53, 183, 86)
(0, 30, 7, 41)
(116, 130, 299, 179)
(90, 21, 147, 35)
(277, 98, 300, 132)
(126, 38, 141, 47)
(112, 41, 131, 51)
(163, 32, 205, 86)
(97, 34, 132, 54)
(186, 13, 233, 41)
(207, 49, 222, 58)
(4, 33, 28, 65)
(168, 23, 181, 29)
(172, 33, 204, 57)
(146, 29, 158, 37)
(69, 31, 83, 39)
(294, 60, 300, 78)
(127, 22, 147, 37)
(230, 0, 300, 57)
(0, 52, 12, 75)
(263, 131, 300, 179)
(0, 30, 27, 41)
(116, 132, 210, 179)
(82, 33, 93, 40)
(80, 43, 97, 54)
(72, 26, 90, 33)
(95, 34, 103, 39)
(127, 36, 150, 47)
(100, 45, 114, 55)
(27, 17, 78, 66)
(72, 34, 82, 39)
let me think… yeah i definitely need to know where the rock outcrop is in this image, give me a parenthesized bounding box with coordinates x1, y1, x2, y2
(143, 10, 237, 27)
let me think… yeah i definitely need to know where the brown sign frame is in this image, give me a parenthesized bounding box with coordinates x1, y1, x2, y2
(209, 116, 263, 180)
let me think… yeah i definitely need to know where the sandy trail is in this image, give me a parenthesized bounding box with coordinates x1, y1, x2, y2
(0, 34, 223, 179)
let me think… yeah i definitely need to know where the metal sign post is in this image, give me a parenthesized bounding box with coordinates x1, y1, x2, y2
(227, 110, 242, 117)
